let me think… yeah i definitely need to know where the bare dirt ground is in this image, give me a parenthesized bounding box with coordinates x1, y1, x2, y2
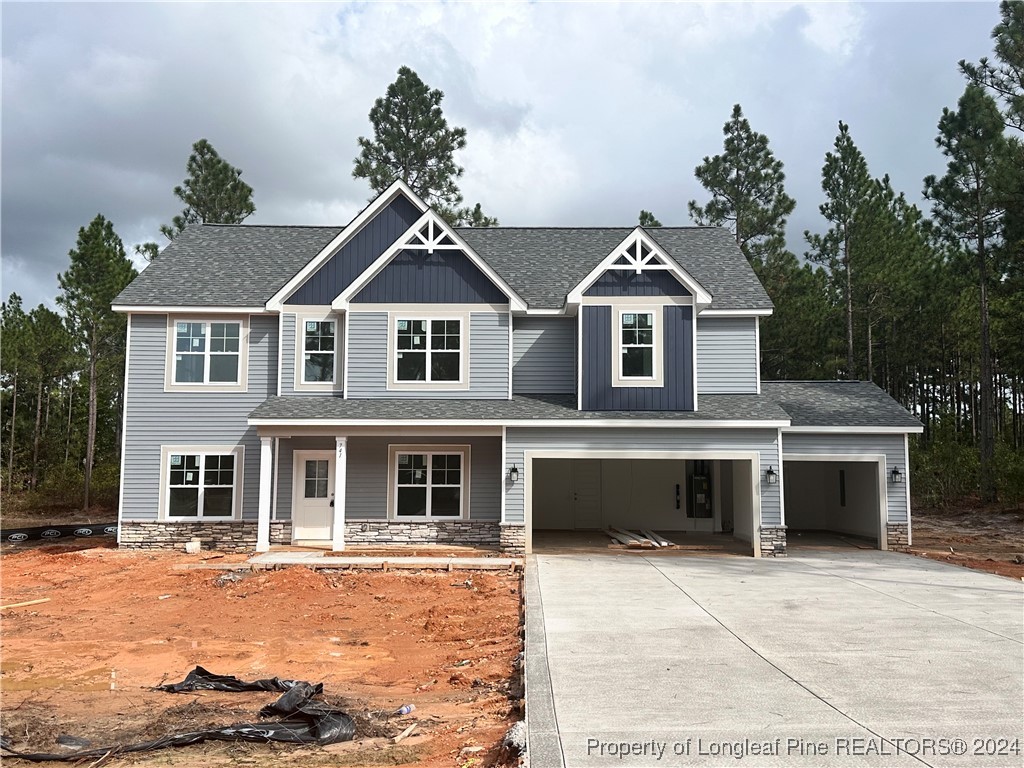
(909, 501, 1024, 579)
(0, 544, 523, 767)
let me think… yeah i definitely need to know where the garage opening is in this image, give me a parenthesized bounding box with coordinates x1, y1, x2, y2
(783, 460, 882, 548)
(530, 457, 755, 555)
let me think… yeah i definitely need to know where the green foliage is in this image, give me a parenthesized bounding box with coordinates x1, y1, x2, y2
(638, 210, 662, 227)
(688, 104, 796, 263)
(443, 202, 499, 228)
(960, 1, 1024, 131)
(160, 139, 256, 242)
(354, 66, 468, 211)
(909, 425, 980, 509)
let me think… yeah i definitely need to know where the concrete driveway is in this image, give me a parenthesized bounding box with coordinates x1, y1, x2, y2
(525, 550, 1023, 767)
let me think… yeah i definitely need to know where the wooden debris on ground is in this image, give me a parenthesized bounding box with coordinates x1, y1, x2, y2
(605, 528, 678, 549)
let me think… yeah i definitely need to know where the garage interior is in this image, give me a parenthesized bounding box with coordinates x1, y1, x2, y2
(531, 457, 755, 554)
(783, 461, 881, 547)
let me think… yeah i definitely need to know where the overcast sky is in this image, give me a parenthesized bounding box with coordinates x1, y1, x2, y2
(1, 1, 999, 310)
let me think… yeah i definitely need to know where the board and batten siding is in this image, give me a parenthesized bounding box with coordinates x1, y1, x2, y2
(121, 314, 277, 521)
(275, 436, 500, 521)
(512, 317, 576, 394)
(696, 316, 759, 394)
(781, 433, 908, 523)
(581, 305, 694, 411)
(346, 311, 509, 399)
(352, 250, 508, 304)
(504, 427, 782, 526)
(280, 313, 344, 396)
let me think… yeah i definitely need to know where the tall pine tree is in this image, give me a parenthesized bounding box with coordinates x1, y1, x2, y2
(353, 66, 496, 226)
(805, 121, 872, 379)
(924, 85, 1011, 502)
(58, 215, 137, 508)
(688, 104, 796, 264)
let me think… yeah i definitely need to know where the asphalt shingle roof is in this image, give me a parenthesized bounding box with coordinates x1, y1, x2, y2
(115, 221, 771, 311)
(114, 225, 343, 307)
(762, 380, 923, 429)
(249, 393, 791, 423)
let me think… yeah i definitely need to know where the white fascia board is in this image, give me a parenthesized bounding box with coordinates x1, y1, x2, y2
(264, 180, 429, 311)
(112, 305, 270, 314)
(782, 425, 925, 434)
(566, 228, 713, 306)
(332, 210, 528, 312)
(698, 308, 774, 317)
(249, 417, 791, 429)
(517, 307, 573, 316)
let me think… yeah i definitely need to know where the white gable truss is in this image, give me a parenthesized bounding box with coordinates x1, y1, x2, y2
(265, 179, 429, 311)
(566, 228, 713, 307)
(332, 208, 527, 311)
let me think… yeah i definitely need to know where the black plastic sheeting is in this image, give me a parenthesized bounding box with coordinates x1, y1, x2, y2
(2, 523, 118, 544)
(0, 667, 356, 762)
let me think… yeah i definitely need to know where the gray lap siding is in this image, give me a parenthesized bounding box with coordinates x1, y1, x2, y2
(121, 314, 278, 522)
(503, 427, 782, 526)
(275, 435, 501, 522)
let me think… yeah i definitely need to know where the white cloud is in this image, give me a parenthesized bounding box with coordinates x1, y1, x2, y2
(799, 2, 866, 59)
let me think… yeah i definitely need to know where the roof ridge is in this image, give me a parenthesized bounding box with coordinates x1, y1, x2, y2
(456, 226, 722, 231)
(762, 379, 865, 384)
(199, 223, 346, 230)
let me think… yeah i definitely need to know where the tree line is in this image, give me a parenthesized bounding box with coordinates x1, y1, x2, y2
(1, 3, 1021, 511)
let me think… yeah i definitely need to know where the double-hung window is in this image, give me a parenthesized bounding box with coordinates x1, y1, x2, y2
(302, 320, 336, 384)
(390, 446, 468, 519)
(170, 319, 245, 388)
(164, 448, 241, 519)
(394, 318, 462, 383)
(620, 311, 655, 379)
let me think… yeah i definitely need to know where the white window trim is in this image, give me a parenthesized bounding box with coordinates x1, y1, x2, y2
(612, 306, 664, 388)
(164, 315, 250, 393)
(293, 312, 341, 391)
(158, 444, 245, 521)
(386, 444, 471, 521)
(386, 312, 470, 391)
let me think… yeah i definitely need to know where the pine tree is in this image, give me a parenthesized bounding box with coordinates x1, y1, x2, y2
(57, 215, 137, 508)
(688, 104, 796, 263)
(960, 1, 1023, 131)
(354, 66, 468, 210)
(1, 294, 28, 490)
(158, 139, 256, 242)
(805, 121, 872, 379)
(453, 202, 499, 228)
(924, 84, 1011, 502)
(638, 210, 662, 227)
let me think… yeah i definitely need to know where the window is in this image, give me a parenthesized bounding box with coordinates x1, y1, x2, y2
(395, 318, 461, 383)
(171, 320, 243, 385)
(390, 446, 468, 519)
(620, 311, 654, 378)
(304, 459, 329, 498)
(165, 451, 238, 519)
(302, 320, 335, 384)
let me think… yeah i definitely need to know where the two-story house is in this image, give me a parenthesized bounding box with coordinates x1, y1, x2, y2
(113, 181, 922, 557)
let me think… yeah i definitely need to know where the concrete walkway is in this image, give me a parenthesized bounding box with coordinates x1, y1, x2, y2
(526, 550, 1023, 767)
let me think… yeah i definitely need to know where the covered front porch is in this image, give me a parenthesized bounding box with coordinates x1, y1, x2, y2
(252, 429, 505, 553)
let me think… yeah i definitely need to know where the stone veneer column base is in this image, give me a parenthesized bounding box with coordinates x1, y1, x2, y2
(119, 520, 292, 551)
(499, 523, 526, 555)
(886, 523, 910, 551)
(759, 525, 787, 557)
(343, 520, 500, 547)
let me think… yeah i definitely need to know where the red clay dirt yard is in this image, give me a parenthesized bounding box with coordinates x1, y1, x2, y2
(0, 544, 523, 767)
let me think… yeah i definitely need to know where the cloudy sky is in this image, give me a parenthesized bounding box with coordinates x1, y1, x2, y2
(1, 1, 999, 309)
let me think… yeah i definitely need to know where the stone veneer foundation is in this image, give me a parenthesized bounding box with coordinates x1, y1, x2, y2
(119, 519, 524, 552)
(758, 525, 787, 557)
(886, 522, 910, 551)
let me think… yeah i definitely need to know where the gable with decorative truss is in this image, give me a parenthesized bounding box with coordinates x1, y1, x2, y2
(334, 210, 525, 310)
(567, 229, 713, 306)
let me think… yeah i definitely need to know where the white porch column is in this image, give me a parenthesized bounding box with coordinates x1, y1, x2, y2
(332, 436, 348, 551)
(256, 436, 273, 552)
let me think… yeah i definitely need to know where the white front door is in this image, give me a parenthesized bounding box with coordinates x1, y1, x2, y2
(292, 450, 335, 543)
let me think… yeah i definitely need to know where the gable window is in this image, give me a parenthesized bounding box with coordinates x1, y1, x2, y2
(302, 320, 335, 383)
(394, 318, 462, 383)
(389, 445, 469, 519)
(162, 447, 242, 519)
(611, 306, 664, 388)
(621, 312, 654, 378)
(167, 317, 249, 391)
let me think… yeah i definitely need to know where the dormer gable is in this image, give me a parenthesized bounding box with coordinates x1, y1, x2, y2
(566, 228, 713, 307)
